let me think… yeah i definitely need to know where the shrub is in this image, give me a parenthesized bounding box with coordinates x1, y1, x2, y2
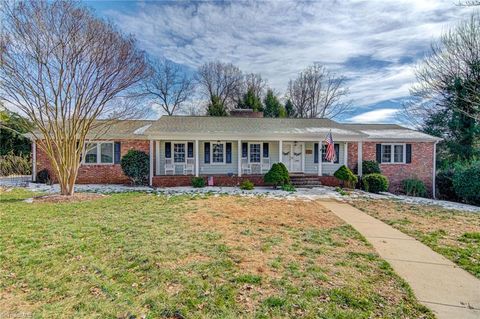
(333, 165, 358, 188)
(436, 169, 457, 201)
(191, 177, 205, 188)
(402, 178, 427, 197)
(362, 160, 381, 175)
(0, 153, 31, 176)
(36, 169, 51, 184)
(362, 173, 389, 193)
(120, 150, 149, 185)
(453, 160, 480, 204)
(239, 179, 254, 190)
(281, 183, 296, 192)
(264, 163, 290, 188)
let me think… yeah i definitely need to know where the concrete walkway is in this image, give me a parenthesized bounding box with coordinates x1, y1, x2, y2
(320, 201, 480, 319)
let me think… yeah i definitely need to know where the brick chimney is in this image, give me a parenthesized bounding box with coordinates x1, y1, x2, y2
(229, 109, 263, 118)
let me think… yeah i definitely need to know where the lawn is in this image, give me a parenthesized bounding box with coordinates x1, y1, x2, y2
(350, 198, 480, 279)
(0, 189, 432, 318)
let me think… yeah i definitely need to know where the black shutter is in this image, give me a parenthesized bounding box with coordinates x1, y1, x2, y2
(242, 142, 248, 158)
(226, 142, 232, 163)
(187, 142, 194, 158)
(406, 144, 412, 163)
(204, 142, 210, 163)
(376, 144, 382, 163)
(165, 142, 171, 158)
(114, 142, 121, 164)
(321, 144, 326, 162)
(334, 144, 340, 164)
(263, 143, 269, 158)
(314, 143, 319, 163)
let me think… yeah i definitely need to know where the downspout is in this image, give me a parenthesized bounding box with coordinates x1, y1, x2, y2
(432, 141, 438, 199)
(32, 139, 37, 182)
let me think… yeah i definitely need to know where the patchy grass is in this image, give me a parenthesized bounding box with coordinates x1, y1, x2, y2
(351, 198, 480, 278)
(0, 189, 432, 318)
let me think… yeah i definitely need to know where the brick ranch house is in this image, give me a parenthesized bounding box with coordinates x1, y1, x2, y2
(30, 110, 441, 196)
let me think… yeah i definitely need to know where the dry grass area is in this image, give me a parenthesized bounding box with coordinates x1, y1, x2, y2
(0, 189, 432, 318)
(350, 198, 480, 278)
(32, 192, 106, 203)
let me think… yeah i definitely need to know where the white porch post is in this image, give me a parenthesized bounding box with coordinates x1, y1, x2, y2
(32, 141, 36, 182)
(357, 141, 363, 177)
(149, 140, 153, 186)
(278, 140, 283, 165)
(237, 140, 242, 176)
(318, 141, 322, 176)
(344, 142, 348, 167)
(155, 141, 160, 175)
(195, 140, 199, 177)
(433, 141, 437, 199)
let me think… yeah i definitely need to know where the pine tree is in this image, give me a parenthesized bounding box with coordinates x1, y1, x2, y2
(238, 87, 263, 112)
(285, 99, 295, 117)
(207, 95, 228, 116)
(263, 89, 282, 117)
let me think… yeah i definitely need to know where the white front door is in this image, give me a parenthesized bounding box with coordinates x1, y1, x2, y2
(282, 142, 304, 172)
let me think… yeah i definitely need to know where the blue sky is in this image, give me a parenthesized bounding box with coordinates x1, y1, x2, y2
(84, 0, 473, 123)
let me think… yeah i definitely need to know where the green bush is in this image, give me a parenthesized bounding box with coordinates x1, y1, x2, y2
(0, 153, 31, 176)
(363, 173, 389, 193)
(191, 177, 205, 188)
(36, 169, 51, 184)
(402, 178, 427, 197)
(333, 165, 358, 188)
(436, 169, 457, 201)
(281, 183, 296, 192)
(120, 150, 149, 185)
(264, 163, 290, 188)
(240, 179, 254, 190)
(453, 160, 480, 204)
(362, 160, 381, 174)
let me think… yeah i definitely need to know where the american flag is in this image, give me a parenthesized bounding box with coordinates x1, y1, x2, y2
(324, 131, 336, 162)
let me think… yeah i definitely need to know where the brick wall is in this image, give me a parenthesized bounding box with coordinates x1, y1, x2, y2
(152, 175, 265, 187)
(360, 142, 434, 195)
(347, 142, 358, 171)
(36, 139, 150, 184)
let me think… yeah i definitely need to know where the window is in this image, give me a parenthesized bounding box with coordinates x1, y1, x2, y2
(211, 142, 225, 163)
(83, 142, 114, 164)
(249, 143, 261, 163)
(381, 144, 405, 163)
(321, 143, 340, 163)
(174, 143, 186, 163)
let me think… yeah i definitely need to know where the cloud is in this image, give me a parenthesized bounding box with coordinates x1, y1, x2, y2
(89, 0, 473, 118)
(347, 108, 400, 123)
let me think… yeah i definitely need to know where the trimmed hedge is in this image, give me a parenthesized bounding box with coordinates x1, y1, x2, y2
(120, 150, 149, 185)
(453, 160, 480, 204)
(191, 177, 205, 188)
(333, 165, 357, 188)
(264, 163, 290, 188)
(362, 160, 381, 175)
(363, 173, 389, 193)
(240, 179, 254, 190)
(402, 178, 427, 197)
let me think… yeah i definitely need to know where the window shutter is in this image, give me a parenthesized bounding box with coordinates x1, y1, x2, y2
(204, 142, 210, 163)
(263, 143, 269, 158)
(334, 144, 340, 164)
(114, 142, 121, 164)
(376, 144, 381, 163)
(406, 144, 412, 163)
(242, 142, 248, 158)
(165, 142, 171, 158)
(226, 143, 232, 163)
(187, 142, 194, 158)
(314, 143, 319, 163)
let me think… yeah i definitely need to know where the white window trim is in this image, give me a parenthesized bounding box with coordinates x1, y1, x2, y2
(248, 142, 263, 164)
(83, 141, 114, 165)
(173, 142, 187, 164)
(381, 143, 406, 164)
(210, 141, 226, 165)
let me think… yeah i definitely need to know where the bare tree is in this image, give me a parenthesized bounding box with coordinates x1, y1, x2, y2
(0, 0, 148, 195)
(406, 13, 480, 122)
(143, 58, 195, 116)
(287, 64, 350, 118)
(244, 73, 267, 100)
(196, 61, 243, 111)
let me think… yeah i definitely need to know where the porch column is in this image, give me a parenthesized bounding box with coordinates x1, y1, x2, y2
(149, 140, 153, 186)
(318, 141, 322, 176)
(195, 140, 199, 177)
(278, 140, 283, 165)
(344, 142, 348, 167)
(32, 141, 36, 182)
(237, 140, 242, 177)
(357, 141, 363, 177)
(155, 141, 160, 175)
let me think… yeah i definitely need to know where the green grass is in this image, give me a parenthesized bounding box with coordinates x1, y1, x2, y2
(0, 189, 433, 318)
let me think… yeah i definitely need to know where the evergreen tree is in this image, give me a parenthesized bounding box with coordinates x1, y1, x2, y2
(237, 87, 263, 112)
(207, 95, 228, 116)
(285, 99, 295, 117)
(263, 89, 282, 117)
(0, 105, 32, 156)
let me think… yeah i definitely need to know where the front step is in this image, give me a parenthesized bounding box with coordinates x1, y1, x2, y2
(289, 175, 323, 188)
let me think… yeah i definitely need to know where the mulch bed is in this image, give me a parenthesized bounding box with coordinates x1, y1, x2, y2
(31, 193, 107, 203)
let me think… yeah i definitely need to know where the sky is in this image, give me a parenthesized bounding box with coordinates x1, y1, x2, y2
(84, 0, 474, 123)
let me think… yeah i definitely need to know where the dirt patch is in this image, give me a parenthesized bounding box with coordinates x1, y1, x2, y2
(30, 193, 107, 203)
(0, 289, 36, 316)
